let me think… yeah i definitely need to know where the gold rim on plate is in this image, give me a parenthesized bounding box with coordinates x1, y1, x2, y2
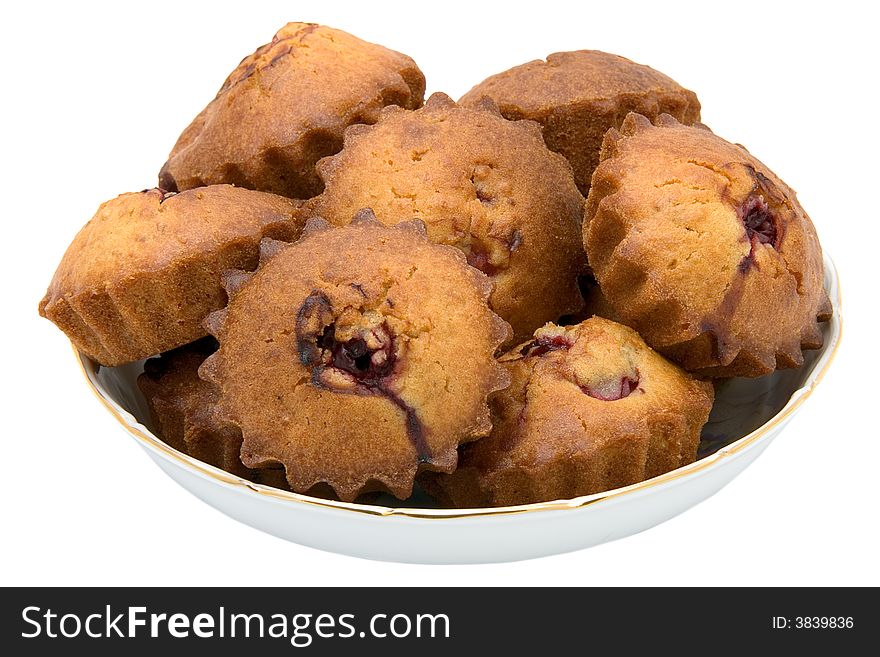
(76, 256, 842, 520)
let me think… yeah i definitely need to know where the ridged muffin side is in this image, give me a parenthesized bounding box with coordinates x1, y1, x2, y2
(40, 186, 304, 366)
(159, 23, 426, 199)
(460, 50, 701, 196)
(423, 318, 714, 507)
(584, 113, 831, 377)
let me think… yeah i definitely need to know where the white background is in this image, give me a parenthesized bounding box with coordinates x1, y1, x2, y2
(3, 0, 878, 586)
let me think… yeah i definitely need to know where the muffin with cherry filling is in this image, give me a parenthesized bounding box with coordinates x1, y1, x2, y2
(423, 318, 714, 507)
(138, 338, 288, 489)
(159, 22, 425, 199)
(460, 50, 700, 196)
(585, 113, 831, 377)
(199, 212, 510, 501)
(308, 92, 586, 344)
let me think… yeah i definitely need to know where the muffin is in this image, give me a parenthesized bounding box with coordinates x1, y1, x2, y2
(39, 185, 304, 366)
(309, 92, 586, 343)
(137, 338, 288, 488)
(585, 113, 831, 377)
(424, 318, 714, 507)
(199, 212, 510, 501)
(158, 23, 426, 199)
(460, 50, 700, 196)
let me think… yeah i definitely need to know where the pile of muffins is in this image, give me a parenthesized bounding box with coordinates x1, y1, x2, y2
(40, 24, 831, 507)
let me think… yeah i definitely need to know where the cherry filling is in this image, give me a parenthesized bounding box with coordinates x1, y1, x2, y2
(316, 325, 396, 382)
(466, 243, 498, 277)
(294, 290, 430, 462)
(465, 231, 521, 277)
(581, 375, 640, 401)
(736, 194, 782, 273)
(142, 187, 178, 203)
(521, 333, 574, 357)
(741, 195, 778, 247)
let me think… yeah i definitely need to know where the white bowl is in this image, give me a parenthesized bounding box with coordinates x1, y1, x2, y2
(77, 254, 841, 564)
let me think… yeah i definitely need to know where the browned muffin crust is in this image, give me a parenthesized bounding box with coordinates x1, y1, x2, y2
(460, 50, 700, 196)
(423, 318, 714, 508)
(137, 338, 288, 488)
(159, 23, 426, 199)
(309, 92, 586, 344)
(39, 185, 304, 366)
(200, 213, 510, 501)
(585, 113, 831, 377)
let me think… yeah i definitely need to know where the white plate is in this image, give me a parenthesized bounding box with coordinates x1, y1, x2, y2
(77, 254, 841, 564)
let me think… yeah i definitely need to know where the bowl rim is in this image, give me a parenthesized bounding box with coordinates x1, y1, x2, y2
(76, 254, 842, 520)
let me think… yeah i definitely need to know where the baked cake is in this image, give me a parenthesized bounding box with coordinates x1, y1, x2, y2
(309, 92, 586, 343)
(423, 318, 714, 507)
(584, 113, 831, 377)
(460, 50, 700, 196)
(39, 185, 303, 366)
(159, 23, 426, 199)
(199, 212, 510, 501)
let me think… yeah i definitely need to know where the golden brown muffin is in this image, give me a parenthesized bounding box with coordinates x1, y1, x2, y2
(460, 50, 700, 196)
(158, 23, 425, 199)
(199, 212, 510, 501)
(423, 318, 714, 508)
(309, 92, 586, 344)
(137, 338, 288, 489)
(585, 113, 831, 377)
(39, 185, 304, 366)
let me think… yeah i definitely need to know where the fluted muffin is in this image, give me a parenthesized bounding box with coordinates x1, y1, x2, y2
(423, 318, 714, 507)
(199, 212, 510, 501)
(460, 50, 700, 196)
(585, 113, 831, 377)
(138, 338, 288, 488)
(159, 23, 426, 199)
(39, 186, 304, 366)
(309, 92, 586, 343)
